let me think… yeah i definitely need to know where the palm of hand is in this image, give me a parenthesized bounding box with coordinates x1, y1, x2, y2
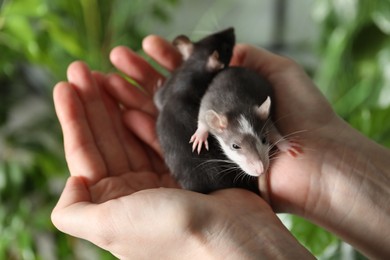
(54, 61, 180, 205)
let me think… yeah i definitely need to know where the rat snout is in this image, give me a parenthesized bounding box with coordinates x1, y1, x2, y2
(246, 160, 264, 177)
(254, 161, 264, 176)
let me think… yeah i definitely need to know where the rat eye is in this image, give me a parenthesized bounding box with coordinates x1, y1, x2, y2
(231, 143, 241, 150)
(261, 137, 267, 144)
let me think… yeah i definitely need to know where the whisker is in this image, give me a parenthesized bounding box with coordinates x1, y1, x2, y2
(268, 150, 280, 159)
(269, 155, 283, 161)
(233, 172, 243, 184)
(271, 112, 298, 125)
(270, 129, 308, 150)
(235, 171, 256, 185)
(214, 167, 242, 182)
(260, 116, 273, 135)
(193, 158, 236, 169)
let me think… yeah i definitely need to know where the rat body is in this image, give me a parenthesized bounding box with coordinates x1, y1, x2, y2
(190, 67, 302, 178)
(155, 28, 259, 193)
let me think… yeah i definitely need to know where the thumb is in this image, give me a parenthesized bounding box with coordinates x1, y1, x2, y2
(230, 44, 293, 78)
(51, 176, 96, 238)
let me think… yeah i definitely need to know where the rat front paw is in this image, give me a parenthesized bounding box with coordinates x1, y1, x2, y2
(189, 129, 209, 154)
(276, 138, 303, 158)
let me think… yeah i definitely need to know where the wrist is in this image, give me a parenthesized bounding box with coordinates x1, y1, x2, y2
(197, 190, 314, 259)
(307, 120, 390, 258)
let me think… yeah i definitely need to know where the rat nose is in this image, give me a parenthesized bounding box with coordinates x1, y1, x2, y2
(251, 161, 264, 176)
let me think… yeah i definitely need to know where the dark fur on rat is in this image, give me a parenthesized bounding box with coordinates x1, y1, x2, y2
(155, 28, 259, 194)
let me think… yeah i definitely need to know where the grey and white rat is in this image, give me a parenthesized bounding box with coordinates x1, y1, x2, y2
(190, 66, 302, 178)
(155, 28, 260, 193)
(156, 28, 301, 195)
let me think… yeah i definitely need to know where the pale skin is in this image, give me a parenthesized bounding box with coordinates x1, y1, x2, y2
(51, 35, 390, 259)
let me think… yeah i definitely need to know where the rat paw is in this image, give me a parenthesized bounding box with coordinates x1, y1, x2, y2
(276, 138, 303, 158)
(189, 130, 209, 154)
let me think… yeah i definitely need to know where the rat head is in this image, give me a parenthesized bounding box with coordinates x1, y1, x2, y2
(173, 27, 235, 72)
(205, 97, 272, 177)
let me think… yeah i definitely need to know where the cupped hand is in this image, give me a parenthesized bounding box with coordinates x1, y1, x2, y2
(230, 44, 341, 214)
(99, 35, 390, 259)
(51, 59, 313, 259)
(107, 36, 341, 215)
(53, 61, 179, 201)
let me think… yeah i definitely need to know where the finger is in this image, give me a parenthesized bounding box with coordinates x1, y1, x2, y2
(52, 176, 91, 212)
(100, 82, 153, 172)
(110, 46, 164, 95)
(53, 81, 107, 184)
(231, 44, 294, 77)
(51, 176, 110, 247)
(141, 146, 169, 176)
(91, 71, 106, 87)
(94, 72, 153, 172)
(231, 44, 317, 95)
(104, 73, 158, 117)
(67, 61, 130, 177)
(123, 110, 163, 157)
(232, 44, 334, 124)
(51, 176, 93, 237)
(142, 35, 182, 72)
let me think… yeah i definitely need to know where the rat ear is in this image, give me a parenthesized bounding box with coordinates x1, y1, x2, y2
(255, 96, 271, 120)
(205, 110, 228, 133)
(206, 51, 224, 71)
(173, 35, 194, 60)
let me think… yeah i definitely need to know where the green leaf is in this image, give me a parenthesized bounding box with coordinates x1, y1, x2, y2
(44, 15, 84, 57)
(2, 0, 47, 17)
(372, 1, 390, 35)
(0, 163, 6, 192)
(3, 16, 38, 56)
(333, 77, 380, 118)
(349, 106, 390, 147)
(290, 216, 339, 256)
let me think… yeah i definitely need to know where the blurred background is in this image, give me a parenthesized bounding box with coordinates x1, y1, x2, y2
(1, 0, 389, 259)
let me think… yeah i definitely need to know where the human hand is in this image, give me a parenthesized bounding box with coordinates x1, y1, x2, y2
(109, 36, 390, 259)
(51, 60, 314, 259)
(53, 61, 179, 199)
(107, 36, 338, 215)
(230, 45, 390, 259)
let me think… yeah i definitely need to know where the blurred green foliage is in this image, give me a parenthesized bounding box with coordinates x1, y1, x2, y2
(0, 0, 389, 259)
(314, 0, 390, 146)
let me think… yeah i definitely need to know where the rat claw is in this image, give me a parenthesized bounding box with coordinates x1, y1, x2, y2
(293, 146, 303, 154)
(190, 129, 209, 154)
(276, 138, 303, 158)
(192, 140, 198, 152)
(197, 142, 203, 154)
(191, 139, 203, 154)
(289, 151, 297, 158)
(287, 143, 303, 157)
